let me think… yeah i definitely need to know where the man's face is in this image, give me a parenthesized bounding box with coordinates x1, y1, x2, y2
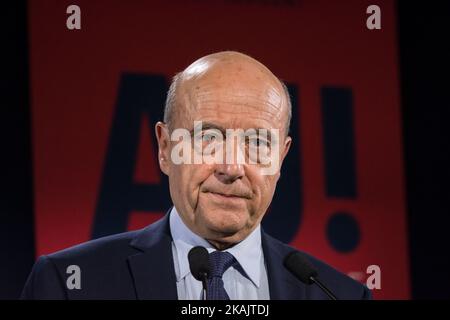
(156, 60, 291, 247)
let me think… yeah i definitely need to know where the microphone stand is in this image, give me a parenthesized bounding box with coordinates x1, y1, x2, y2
(201, 272, 208, 300)
(310, 276, 338, 300)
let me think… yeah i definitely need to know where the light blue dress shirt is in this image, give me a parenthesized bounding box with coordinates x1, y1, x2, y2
(169, 206, 270, 300)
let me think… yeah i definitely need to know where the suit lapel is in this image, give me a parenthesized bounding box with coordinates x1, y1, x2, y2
(261, 230, 307, 300)
(127, 212, 178, 300)
(126, 212, 307, 300)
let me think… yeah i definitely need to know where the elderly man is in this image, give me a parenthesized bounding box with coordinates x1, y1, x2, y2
(21, 51, 371, 300)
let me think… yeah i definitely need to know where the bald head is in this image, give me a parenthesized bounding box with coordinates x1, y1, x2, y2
(164, 51, 292, 136)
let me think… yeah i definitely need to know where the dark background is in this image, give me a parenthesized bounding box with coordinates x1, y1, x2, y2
(0, 0, 449, 299)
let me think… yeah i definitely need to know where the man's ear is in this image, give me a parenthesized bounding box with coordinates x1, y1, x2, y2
(280, 135, 292, 165)
(155, 121, 170, 175)
(273, 135, 291, 181)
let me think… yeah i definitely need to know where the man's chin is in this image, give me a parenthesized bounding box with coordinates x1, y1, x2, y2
(203, 220, 246, 239)
(204, 229, 246, 249)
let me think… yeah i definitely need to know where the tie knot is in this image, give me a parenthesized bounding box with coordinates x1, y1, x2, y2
(208, 251, 237, 278)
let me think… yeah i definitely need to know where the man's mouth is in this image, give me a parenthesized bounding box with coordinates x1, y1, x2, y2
(209, 192, 243, 198)
(206, 191, 248, 204)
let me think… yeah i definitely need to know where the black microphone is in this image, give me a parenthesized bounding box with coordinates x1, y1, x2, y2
(284, 251, 338, 300)
(188, 246, 211, 300)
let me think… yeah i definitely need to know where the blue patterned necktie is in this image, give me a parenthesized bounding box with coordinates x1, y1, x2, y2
(206, 251, 238, 300)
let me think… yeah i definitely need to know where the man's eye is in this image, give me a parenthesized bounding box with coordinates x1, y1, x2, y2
(202, 133, 216, 142)
(248, 138, 269, 147)
(249, 139, 258, 146)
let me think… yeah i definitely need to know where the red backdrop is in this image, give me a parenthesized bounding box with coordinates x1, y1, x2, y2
(29, 0, 409, 299)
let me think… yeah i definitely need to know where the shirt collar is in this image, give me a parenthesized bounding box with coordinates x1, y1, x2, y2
(169, 206, 263, 287)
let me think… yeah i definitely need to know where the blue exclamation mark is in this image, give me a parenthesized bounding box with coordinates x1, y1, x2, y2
(321, 87, 360, 253)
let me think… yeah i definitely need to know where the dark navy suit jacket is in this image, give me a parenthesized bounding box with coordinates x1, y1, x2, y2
(21, 212, 371, 300)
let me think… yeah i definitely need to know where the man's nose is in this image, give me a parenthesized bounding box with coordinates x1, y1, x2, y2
(214, 163, 245, 184)
(214, 138, 246, 183)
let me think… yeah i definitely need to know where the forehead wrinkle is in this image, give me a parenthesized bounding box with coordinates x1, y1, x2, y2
(193, 117, 280, 134)
(175, 89, 288, 135)
(196, 94, 282, 112)
(192, 88, 284, 116)
(195, 101, 285, 123)
(194, 88, 282, 105)
(191, 107, 284, 132)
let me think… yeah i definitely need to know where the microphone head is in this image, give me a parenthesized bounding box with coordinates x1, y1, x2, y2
(284, 251, 318, 285)
(188, 246, 211, 281)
